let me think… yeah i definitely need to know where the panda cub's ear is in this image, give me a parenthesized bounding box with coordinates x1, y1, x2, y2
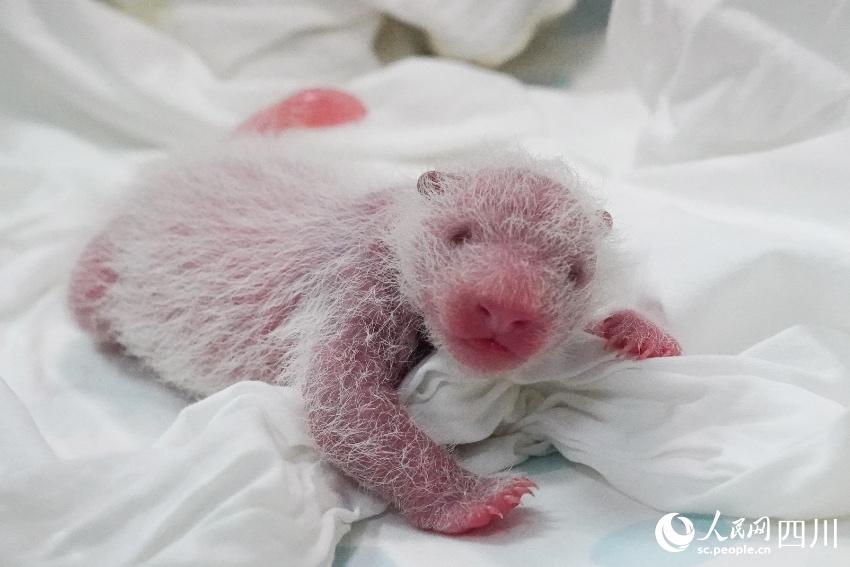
(599, 210, 613, 234)
(417, 170, 459, 197)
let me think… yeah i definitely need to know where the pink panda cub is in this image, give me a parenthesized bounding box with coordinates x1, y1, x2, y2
(68, 89, 680, 534)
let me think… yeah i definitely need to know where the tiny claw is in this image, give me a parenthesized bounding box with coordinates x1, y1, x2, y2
(503, 495, 520, 506)
(485, 505, 504, 519)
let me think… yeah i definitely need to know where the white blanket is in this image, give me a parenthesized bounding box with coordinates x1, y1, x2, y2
(2, 0, 850, 565)
(0, 381, 381, 566)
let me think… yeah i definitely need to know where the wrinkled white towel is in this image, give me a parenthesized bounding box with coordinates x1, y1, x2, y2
(403, 327, 850, 519)
(112, 0, 575, 73)
(0, 380, 383, 567)
(609, 0, 850, 164)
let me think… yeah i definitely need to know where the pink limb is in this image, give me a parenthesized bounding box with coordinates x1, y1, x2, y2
(236, 88, 366, 133)
(303, 317, 534, 534)
(68, 233, 118, 343)
(587, 309, 682, 359)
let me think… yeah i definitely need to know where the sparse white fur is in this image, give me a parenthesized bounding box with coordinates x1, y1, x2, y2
(70, 137, 624, 532)
(391, 149, 622, 358)
(83, 140, 620, 393)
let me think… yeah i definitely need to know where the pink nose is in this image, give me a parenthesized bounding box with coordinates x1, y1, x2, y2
(475, 300, 534, 336)
(444, 292, 547, 371)
(450, 295, 545, 349)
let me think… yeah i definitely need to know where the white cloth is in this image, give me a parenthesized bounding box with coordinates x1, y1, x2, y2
(403, 328, 850, 519)
(366, 0, 576, 65)
(113, 0, 576, 75)
(0, 381, 381, 567)
(608, 0, 850, 164)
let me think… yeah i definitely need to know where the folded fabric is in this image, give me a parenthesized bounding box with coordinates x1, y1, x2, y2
(609, 0, 850, 163)
(402, 326, 850, 518)
(0, 380, 383, 567)
(366, 0, 576, 65)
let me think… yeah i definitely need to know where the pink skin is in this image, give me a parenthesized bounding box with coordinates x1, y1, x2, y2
(238, 96, 537, 531)
(69, 90, 679, 535)
(441, 273, 547, 373)
(302, 279, 537, 533)
(236, 88, 366, 133)
(588, 309, 682, 359)
(69, 233, 118, 343)
(72, 211, 536, 535)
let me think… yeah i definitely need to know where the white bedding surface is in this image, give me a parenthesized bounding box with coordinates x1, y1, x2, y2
(2, 1, 850, 566)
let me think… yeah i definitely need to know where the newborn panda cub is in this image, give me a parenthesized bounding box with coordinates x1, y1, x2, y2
(69, 93, 681, 535)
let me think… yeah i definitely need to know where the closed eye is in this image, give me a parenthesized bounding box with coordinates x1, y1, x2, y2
(448, 226, 472, 246)
(567, 262, 587, 286)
